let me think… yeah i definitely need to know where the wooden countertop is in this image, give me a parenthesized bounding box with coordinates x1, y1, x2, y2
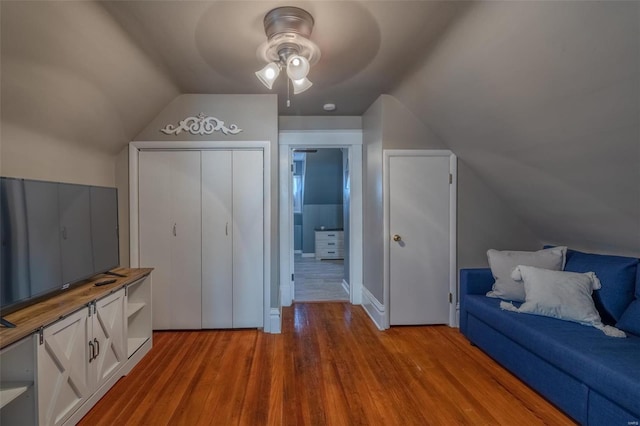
(0, 268, 153, 349)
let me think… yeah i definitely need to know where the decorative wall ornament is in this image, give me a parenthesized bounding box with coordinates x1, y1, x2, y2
(160, 113, 242, 136)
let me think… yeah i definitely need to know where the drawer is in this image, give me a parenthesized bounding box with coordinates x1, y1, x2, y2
(316, 248, 344, 259)
(315, 231, 344, 242)
(316, 240, 344, 251)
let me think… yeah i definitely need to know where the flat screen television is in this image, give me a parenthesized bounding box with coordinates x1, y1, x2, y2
(0, 177, 119, 321)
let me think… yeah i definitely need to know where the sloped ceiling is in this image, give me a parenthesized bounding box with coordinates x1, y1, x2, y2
(1, 1, 638, 255)
(390, 1, 640, 255)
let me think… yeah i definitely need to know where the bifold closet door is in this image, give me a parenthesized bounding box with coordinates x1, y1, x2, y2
(201, 151, 233, 329)
(139, 151, 202, 330)
(232, 150, 264, 328)
(201, 150, 263, 328)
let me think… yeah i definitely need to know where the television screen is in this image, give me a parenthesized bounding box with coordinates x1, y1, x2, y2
(0, 177, 119, 315)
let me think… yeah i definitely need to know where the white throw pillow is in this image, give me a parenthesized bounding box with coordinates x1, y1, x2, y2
(486, 246, 567, 302)
(500, 265, 626, 338)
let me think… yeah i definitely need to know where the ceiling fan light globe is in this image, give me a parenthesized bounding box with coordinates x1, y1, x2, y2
(292, 77, 313, 94)
(286, 55, 310, 81)
(255, 62, 280, 89)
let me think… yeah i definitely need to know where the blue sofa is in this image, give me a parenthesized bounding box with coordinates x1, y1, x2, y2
(460, 249, 640, 425)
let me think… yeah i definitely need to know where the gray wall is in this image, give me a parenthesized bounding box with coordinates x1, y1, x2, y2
(279, 116, 362, 131)
(362, 94, 540, 304)
(131, 94, 280, 307)
(391, 1, 640, 257)
(301, 149, 344, 253)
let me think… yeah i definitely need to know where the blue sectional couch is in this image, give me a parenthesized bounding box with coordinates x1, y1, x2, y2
(460, 249, 640, 425)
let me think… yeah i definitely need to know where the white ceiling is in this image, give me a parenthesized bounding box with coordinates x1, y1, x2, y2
(100, 1, 470, 115)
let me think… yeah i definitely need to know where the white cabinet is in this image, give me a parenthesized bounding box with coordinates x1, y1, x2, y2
(0, 337, 36, 425)
(139, 151, 202, 330)
(37, 308, 90, 426)
(139, 149, 264, 330)
(37, 289, 125, 426)
(202, 150, 264, 329)
(315, 230, 344, 260)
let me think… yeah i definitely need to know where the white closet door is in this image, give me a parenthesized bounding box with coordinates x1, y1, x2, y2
(139, 151, 173, 330)
(232, 150, 264, 328)
(139, 151, 201, 330)
(201, 151, 233, 329)
(389, 155, 451, 325)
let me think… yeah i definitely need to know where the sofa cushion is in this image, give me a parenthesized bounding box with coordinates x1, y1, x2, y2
(486, 247, 567, 302)
(564, 249, 638, 324)
(502, 266, 624, 337)
(617, 300, 640, 337)
(465, 295, 640, 416)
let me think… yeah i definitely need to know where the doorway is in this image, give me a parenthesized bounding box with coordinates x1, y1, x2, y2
(292, 148, 347, 302)
(279, 130, 363, 307)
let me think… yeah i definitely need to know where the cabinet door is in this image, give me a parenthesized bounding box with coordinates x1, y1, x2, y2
(232, 150, 264, 328)
(139, 151, 201, 329)
(58, 184, 94, 284)
(92, 289, 125, 390)
(37, 308, 90, 426)
(201, 151, 233, 328)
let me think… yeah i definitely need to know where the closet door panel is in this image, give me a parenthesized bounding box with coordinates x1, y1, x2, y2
(232, 150, 264, 328)
(169, 151, 202, 329)
(201, 151, 233, 329)
(138, 151, 173, 330)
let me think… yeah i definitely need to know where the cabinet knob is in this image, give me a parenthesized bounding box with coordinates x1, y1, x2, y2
(393, 234, 402, 242)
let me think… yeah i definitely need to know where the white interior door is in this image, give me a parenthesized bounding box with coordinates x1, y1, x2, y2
(139, 151, 201, 329)
(232, 150, 264, 328)
(201, 151, 233, 329)
(389, 155, 451, 325)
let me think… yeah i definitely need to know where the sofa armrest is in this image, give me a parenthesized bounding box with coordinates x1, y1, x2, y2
(459, 268, 493, 336)
(460, 268, 494, 295)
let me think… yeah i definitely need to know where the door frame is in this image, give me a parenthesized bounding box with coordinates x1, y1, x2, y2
(129, 140, 272, 332)
(383, 149, 457, 329)
(279, 130, 363, 306)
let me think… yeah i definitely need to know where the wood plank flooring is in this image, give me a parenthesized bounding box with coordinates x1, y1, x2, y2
(79, 303, 575, 425)
(294, 255, 348, 302)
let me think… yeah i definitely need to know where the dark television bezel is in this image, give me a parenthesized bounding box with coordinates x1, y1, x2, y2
(0, 177, 120, 317)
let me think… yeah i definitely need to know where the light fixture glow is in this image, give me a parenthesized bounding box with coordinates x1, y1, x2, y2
(292, 77, 313, 94)
(255, 62, 280, 89)
(286, 55, 310, 81)
(255, 7, 320, 103)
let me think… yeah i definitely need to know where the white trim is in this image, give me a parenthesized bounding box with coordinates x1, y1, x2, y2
(382, 149, 457, 328)
(129, 140, 273, 333)
(361, 286, 385, 331)
(341, 279, 350, 295)
(269, 308, 281, 334)
(294, 250, 302, 254)
(279, 130, 364, 308)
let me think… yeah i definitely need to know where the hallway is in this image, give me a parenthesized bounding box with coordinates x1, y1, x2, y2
(293, 254, 348, 302)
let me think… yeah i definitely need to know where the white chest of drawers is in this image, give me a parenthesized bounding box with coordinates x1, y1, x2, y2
(315, 229, 344, 260)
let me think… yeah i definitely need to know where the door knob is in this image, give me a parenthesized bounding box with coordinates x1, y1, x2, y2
(393, 234, 402, 242)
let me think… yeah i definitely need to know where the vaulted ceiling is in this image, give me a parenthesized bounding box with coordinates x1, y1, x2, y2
(1, 1, 638, 255)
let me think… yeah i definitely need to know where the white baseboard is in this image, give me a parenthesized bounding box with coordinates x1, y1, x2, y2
(301, 253, 315, 258)
(361, 286, 386, 330)
(341, 279, 350, 294)
(270, 307, 281, 334)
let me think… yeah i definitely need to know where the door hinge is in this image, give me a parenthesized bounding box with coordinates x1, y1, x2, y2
(291, 273, 294, 281)
(449, 293, 453, 303)
(449, 173, 453, 184)
(38, 327, 44, 345)
(291, 164, 294, 172)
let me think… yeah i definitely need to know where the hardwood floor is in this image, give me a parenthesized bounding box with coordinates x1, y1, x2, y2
(79, 303, 575, 425)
